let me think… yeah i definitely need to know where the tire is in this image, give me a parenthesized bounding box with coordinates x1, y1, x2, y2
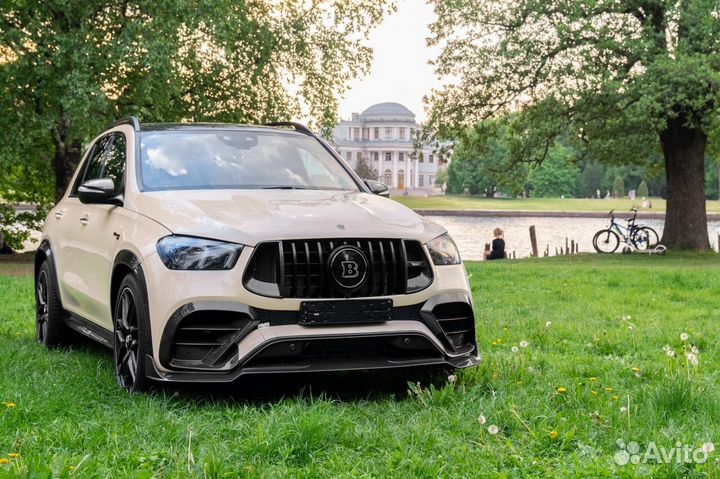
(593, 229, 620, 254)
(113, 274, 151, 393)
(36, 260, 69, 347)
(639, 227, 659, 249)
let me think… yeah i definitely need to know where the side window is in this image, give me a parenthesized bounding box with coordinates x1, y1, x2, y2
(73, 133, 126, 195)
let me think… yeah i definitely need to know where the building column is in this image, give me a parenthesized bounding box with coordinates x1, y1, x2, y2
(392, 153, 398, 188)
(414, 159, 419, 188)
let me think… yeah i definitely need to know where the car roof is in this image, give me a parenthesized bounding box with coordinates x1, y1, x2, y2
(139, 123, 303, 134)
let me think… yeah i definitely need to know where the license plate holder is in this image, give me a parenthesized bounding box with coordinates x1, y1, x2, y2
(299, 299, 393, 326)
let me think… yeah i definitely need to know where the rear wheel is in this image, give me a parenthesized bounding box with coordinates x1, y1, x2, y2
(593, 229, 620, 254)
(36, 261, 68, 347)
(113, 274, 150, 393)
(639, 227, 659, 249)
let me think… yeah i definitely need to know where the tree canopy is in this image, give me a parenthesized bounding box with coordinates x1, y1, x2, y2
(427, 0, 720, 250)
(0, 0, 392, 248)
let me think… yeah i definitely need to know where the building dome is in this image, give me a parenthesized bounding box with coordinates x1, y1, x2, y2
(360, 102, 415, 122)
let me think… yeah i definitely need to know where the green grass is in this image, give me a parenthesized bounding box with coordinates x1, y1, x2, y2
(392, 195, 720, 213)
(2, 254, 720, 477)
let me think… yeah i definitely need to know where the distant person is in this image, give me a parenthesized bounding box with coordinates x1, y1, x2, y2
(484, 228, 507, 260)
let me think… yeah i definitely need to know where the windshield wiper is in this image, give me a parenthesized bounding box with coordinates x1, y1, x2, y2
(261, 185, 311, 190)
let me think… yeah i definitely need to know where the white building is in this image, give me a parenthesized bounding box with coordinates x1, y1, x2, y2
(332, 102, 441, 190)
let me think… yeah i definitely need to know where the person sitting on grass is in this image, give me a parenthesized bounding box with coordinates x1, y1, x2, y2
(484, 227, 507, 260)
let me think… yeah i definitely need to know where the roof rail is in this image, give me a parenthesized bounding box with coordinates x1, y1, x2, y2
(263, 121, 313, 135)
(109, 116, 140, 131)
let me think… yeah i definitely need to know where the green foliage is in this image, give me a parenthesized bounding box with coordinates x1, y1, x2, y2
(612, 177, 626, 198)
(434, 168, 448, 187)
(353, 155, 375, 180)
(3, 253, 720, 476)
(0, 0, 392, 247)
(638, 180, 649, 199)
(528, 144, 578, 198)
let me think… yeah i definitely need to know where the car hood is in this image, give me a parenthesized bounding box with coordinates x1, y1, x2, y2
(134, 189, 445, 246)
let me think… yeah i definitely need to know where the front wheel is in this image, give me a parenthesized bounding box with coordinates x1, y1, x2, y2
(593, 229, 620, 254)
(36, 260, 69, 347)
(113, 274, 151, 393)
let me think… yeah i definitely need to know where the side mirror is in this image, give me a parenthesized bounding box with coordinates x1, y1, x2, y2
(78, 178, 122, 205)
(364, 179, 390, 198)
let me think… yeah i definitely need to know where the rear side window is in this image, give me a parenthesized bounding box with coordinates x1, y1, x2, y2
(73, 132, 126, 195)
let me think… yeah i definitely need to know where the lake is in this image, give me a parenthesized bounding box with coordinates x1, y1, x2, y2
(424, 215, 720, 260)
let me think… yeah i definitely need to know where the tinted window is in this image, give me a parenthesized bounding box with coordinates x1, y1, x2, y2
(76, 133, 126, 195)
(139, 130, 359, 191)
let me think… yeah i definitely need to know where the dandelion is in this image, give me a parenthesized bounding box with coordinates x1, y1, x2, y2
(680, 332, 689, 341)
(478, 414, 486, 425)
(604, 387, 614, 392)
(545, 321, 552, 328)
(0, 459, 8, 465)
(590, 377, 598, 382)
(5, 402, 15, 408)
(487, 425, 499, 435)
(691, 345, 699, 354)
(631, 367, 640, 373)
(687, 353, 699, 366)
(612, 395, 620, 401)
(703, 442, 715, 454)
(620, 406, 628, 413)
(662, 344, 671, 352)
(520, 340, 529, 348)
(666, 349, 676, 358)
(549, 430, 559, 440)
(7, 453, 18, 459)
(557, 387, 567, 394)
(511, 346, 519, 353)
(591, 390, 598, 396)
(447, 374, 457, 383)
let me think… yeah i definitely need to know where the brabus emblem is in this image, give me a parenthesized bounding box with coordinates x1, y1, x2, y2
(327, 245, 368, 292)
(341, 261, 359, 278)
(336, 224, 345, 230)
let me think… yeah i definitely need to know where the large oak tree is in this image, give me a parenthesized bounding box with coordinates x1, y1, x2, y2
(0, 0, 391, 248)
(426, 0, 720, 250)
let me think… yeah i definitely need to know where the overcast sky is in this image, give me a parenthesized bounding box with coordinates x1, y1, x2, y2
(338, 0, 440, 123)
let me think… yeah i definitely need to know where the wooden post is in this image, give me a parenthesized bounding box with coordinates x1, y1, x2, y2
(565, 237, 569, 255)
(555, 247, 559, 256)
(571, 240, 575, 255)
(512, 251, 516, 259)
(529, 225, 538, 257)
(544, 245, 549, 257)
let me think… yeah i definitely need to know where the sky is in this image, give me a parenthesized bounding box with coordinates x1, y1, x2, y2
(337, 0, 441, 123)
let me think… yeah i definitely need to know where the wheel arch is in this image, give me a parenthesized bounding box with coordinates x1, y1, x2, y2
(35, 240, 54, 285)
(111, 250, 147, 317)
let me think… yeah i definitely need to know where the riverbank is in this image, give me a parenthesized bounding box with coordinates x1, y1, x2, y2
(392, 195, 720, 214)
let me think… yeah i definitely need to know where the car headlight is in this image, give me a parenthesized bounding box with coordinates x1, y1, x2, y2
(426, 232, 461, 265)
(156, 236, 243, 270)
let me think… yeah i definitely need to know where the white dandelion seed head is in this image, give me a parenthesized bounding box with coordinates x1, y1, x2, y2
(663, 344, 671, 352)
(488, 424, 499, 435)
(447, 374, 457, 383)
(511, 346, 519, 353)
(520, 340, 529, 348)
(545, 321, 552, 328)
(478, 414, 486, 425)
(620, 406, 627, 413)
(692, 345, 699, 354)
(666, 349, 676, 357)
(703, 442, 715, 453)
(680, 333, 689, 341)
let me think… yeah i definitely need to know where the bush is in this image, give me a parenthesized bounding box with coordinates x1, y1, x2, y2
(612, 176, 625, 198)
(637, 180, 649, 198)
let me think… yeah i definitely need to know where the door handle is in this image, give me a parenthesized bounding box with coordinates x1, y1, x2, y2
(79, 216, 89, 226)
(54, 212, 63, 220)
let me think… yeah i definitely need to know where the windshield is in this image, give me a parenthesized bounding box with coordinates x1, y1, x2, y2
(138, 130, 359, 191)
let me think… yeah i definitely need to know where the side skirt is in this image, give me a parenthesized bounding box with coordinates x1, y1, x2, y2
(65, 314, 114, 348)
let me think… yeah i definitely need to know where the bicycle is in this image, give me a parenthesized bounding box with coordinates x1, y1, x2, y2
(593, 208, 660, 254)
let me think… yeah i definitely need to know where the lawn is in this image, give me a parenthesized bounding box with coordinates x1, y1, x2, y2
(1, 253, 720, 477)
(392, 195, 720, 214)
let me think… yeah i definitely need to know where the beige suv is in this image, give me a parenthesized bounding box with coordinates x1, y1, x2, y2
(35, 118, 479, 392)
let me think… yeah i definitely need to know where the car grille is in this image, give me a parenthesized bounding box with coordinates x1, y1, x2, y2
(243, 238, 433, 298)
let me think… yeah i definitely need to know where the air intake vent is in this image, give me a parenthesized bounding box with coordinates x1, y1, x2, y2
(432, 302, 475, 352)
(244, 239, 433, 299)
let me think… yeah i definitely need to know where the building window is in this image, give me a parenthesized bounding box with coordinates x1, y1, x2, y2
(384, 169, 392, 185)
(372, 152, 379, 162)
(373, 127, 379, 140)
(419, 152, 424, 163)
(399, 128, 405, 140)
(362, 128, 369, 140)
(419, 175, 424, 187)
(429, 154, 434, 163)
(385, 127, 392, 138)
(353, 128, 359, 141)
(385, 152, 392, 162)
(399, 152, 404, 162)
(346, 152, 352, 162)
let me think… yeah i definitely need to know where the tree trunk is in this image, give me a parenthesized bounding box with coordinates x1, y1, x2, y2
(659, 118, 710, 250)
(51, 114, 83, 203)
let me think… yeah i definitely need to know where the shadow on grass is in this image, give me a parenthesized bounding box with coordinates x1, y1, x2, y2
(68, 331, 451, 404)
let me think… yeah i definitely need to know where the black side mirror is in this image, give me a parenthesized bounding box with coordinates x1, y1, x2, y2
(364, 179, 390, 198)
(78, 178, 122, 205)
